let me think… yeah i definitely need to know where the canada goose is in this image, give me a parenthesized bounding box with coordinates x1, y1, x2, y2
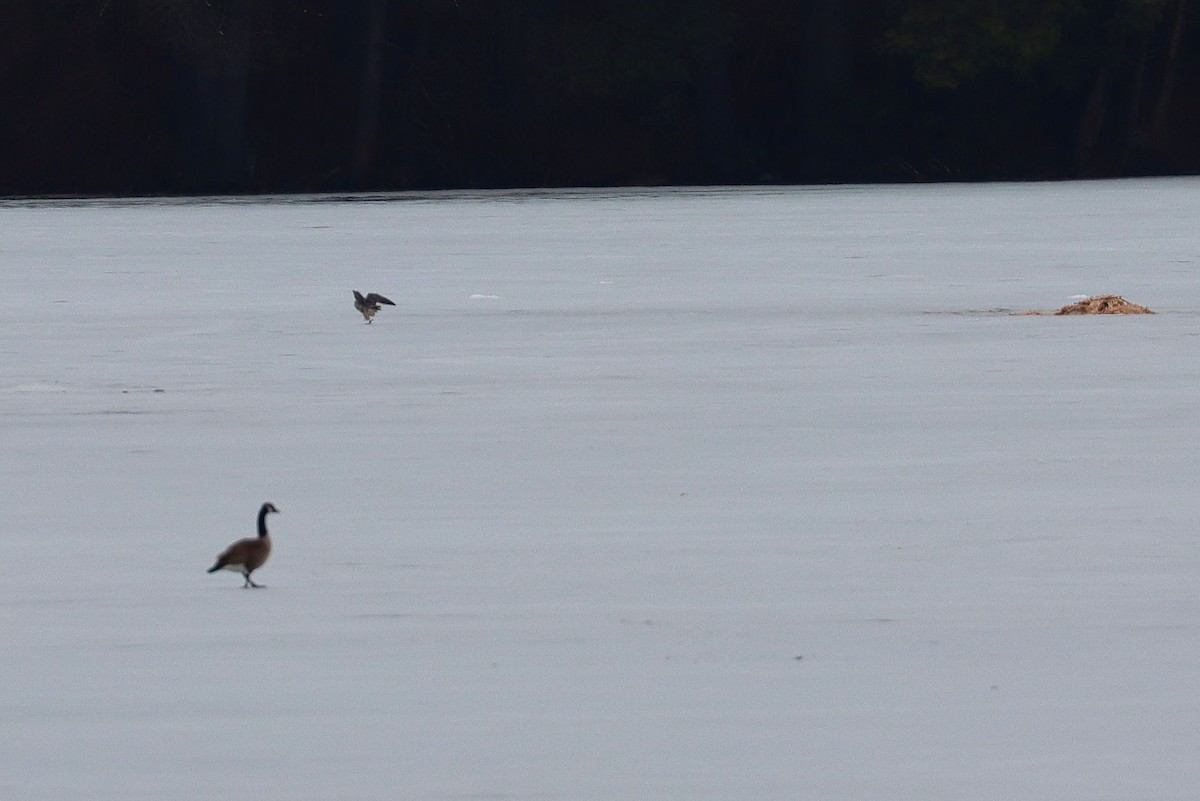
(353, 290, 396, 323)
(207, 502, 278, 588)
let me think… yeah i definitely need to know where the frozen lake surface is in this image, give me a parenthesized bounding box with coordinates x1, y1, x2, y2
(2, 179, 1200, 799)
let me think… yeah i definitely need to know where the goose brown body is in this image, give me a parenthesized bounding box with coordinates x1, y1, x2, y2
(353, 290, 395, 323)
(207, 502, 278, 588)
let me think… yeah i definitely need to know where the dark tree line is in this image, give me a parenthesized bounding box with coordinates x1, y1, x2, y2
(2, 0, 1197, 195)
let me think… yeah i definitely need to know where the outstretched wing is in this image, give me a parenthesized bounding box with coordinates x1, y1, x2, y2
(352, 290, 367, 305)
(365, 293, 395, 306)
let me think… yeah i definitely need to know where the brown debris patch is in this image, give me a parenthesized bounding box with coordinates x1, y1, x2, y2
(1021, 295, 1154, 315)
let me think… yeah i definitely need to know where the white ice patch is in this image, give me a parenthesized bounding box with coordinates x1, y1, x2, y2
(5, 382, 67, 393)
(3, 180, 1199, 801)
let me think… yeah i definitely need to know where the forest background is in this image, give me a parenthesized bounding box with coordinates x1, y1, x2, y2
(3, 0, 1197, 196)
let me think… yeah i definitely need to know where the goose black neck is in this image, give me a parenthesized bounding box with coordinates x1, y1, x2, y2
(257, 505, 271, 538)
